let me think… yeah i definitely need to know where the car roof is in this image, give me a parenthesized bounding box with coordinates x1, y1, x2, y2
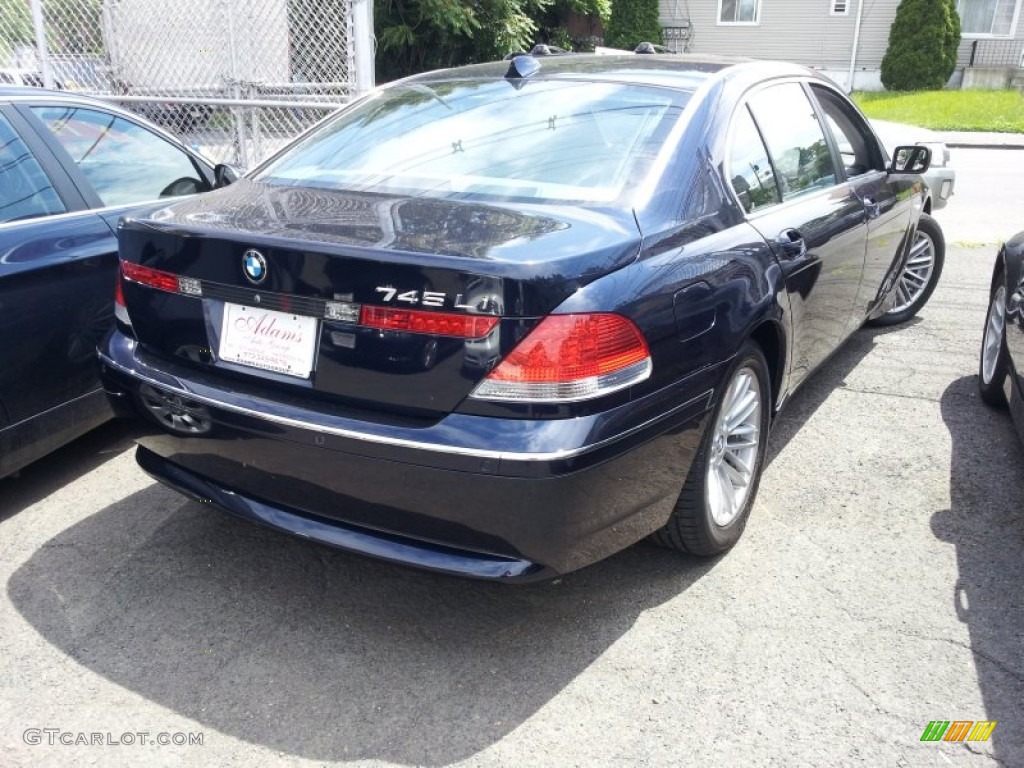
(403, 54, 818, 92)
(0, 85, 164, 129)
(0, 85, 211, 166)
(0, 85, 107, 102)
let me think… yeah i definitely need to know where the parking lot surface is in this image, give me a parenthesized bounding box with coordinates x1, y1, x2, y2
(2, 155, 1023, 766)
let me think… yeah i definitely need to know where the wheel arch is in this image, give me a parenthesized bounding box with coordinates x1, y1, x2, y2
(992, 244, 1007, 292)
(999, 231, 1024, 292)
(749, 318, 786, 416)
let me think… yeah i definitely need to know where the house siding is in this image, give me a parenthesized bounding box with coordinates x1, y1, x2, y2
(658, 1, 893, 68)
(659, 0, 1024, 86)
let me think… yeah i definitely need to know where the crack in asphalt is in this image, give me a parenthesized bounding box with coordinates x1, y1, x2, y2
(962, 741, 1007, 764)
(837, 385, 941, 403)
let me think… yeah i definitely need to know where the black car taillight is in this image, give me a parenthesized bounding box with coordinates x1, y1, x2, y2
(360, 306, 499, 338)
(470, 313, 651, 403)
(114, 268, 132, 328)
(117, 259, 500, 340)
(121, 260, 196, 295)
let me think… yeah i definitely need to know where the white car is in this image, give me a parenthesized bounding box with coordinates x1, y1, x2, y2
(870, 119, 955, 211)
(0, 69, 64, 89)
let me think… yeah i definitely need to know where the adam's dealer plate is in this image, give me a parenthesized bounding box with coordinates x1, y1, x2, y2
(219, 303, 318, 378)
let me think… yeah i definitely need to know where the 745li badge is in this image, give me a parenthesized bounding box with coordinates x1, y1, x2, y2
(375, 286, 498, 313)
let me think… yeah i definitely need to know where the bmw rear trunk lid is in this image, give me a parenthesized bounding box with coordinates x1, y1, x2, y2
(117, 179, 642, 416)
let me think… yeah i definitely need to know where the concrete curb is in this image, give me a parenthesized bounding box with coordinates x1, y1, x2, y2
(946, 141, 1024, 150)
(935, 131, 1024, 150)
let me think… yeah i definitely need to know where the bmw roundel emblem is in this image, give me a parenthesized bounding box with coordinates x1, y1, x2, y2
(242, 249, 267, 284)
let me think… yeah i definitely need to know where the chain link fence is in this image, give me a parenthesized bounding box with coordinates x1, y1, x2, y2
(0, 0, 374, 167)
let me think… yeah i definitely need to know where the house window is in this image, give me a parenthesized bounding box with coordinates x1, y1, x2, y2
(719, 0, 761, 24)
(957, 0, 1020, 36)
(831, 0, 849, 15)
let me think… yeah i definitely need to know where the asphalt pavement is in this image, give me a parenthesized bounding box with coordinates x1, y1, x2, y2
(1, 147, 1022, 768)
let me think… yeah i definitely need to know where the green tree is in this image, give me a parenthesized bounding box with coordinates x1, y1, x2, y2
(532, 0, 610, 50)
(880, 0, 961, 91)
(375, 0, 551, 82)
(1, 0, 34, 65)
(603, 0, 662, 51)
(45, 0, 103, 54)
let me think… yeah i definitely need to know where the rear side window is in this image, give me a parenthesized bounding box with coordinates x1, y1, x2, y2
(748, 83, 838, 201)
(728, 106, 780, 214)
(31, 105, 208, 206)
(0, 113, 66, 224)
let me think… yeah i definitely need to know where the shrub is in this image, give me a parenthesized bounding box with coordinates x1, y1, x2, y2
(603, 0, 663, 51)
(880, 0, 961, 91)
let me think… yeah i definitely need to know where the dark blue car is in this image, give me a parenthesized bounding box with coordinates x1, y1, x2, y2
(0, 87, 220, 478)
(979, 230, 1024, 441)
(99, 55, 933, 580)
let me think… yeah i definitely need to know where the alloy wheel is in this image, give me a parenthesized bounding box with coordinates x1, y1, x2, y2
(705, 366, 763, 527)
(982, 285, 1007, 385)
(888, 228, 936, 315)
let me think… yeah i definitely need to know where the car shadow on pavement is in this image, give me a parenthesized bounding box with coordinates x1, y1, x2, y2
(7, 480, 718, 764)
(932, 375, 1024, 761)
(0, 420, 144, 525)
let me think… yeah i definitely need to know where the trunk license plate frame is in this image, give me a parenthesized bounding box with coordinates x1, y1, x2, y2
(219, 303, 319, 379)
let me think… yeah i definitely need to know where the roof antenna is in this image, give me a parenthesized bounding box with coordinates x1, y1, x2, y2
(504, 55, 541, 80)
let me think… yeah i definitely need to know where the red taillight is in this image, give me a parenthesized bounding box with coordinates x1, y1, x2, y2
(471, 313, 651, 403)
(121, 260, 179, 293)
(114, 269, 126, 308)
(114, 267, 132, 327)
(360, 306, 499, 339)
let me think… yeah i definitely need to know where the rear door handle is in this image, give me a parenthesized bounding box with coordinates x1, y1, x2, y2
(776, 228, 807, 258)
(863, 196, 881, 219)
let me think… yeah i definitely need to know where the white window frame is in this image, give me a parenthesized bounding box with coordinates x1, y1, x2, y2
(830, 0, 850, 16)
(957, 0, 1022, 39)
(718, 0, 762, 26)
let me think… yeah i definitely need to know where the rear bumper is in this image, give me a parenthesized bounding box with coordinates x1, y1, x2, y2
(99, 329, 717, 580)
(925, 167, 955, 211)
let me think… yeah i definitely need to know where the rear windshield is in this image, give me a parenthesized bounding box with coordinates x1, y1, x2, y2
(254, 78, 689, 204)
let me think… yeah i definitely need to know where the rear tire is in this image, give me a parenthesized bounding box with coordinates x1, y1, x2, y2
(651, 340, 771, 556)
(869, 213, 945, 327)
(979, 277, 1009, 408)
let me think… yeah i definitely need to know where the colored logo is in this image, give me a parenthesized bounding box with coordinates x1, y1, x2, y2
(242, 249, 267, 284)
(920, 721, 997, 742)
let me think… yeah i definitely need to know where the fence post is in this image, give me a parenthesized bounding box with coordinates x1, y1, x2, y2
(29, 0, 54, 88)
(222, 0, 249, 167)
(352, 0, 375, 95)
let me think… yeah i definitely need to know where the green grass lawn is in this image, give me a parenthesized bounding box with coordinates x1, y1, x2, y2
(853, 89, 1024, 133)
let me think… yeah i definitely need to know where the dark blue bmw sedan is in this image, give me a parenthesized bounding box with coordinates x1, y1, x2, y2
(99, 55, 932, 580)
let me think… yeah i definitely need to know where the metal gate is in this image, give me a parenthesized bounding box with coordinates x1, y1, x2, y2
(0, 0, 374, 166)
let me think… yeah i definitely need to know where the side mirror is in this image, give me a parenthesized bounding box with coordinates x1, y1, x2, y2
(888, 145, 931, 175)
(213, 163, 241, 188)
